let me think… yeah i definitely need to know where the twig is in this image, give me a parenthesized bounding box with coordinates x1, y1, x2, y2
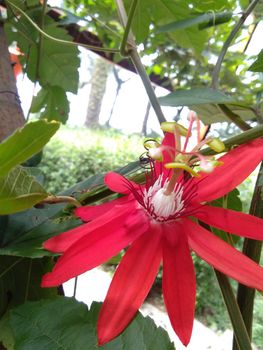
(211, 0, 260, 89)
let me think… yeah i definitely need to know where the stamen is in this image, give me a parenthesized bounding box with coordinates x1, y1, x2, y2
(151, 185, 184, 218)
(183, 110, 196, 152)
(165, 162, 200, 177)
(161, 122, 189, 136)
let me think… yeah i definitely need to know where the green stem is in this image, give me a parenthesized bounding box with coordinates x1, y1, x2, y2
(6, 0, 120, 53)
(211, 0, 260, 89)
(115, 0, 166, 125)
(218, 104, 251, 131)
(198, 222, 252, 349)
(201, 124, 263, 156)
(120, 0, 139, 56)
(130, 50, 166, 124)
(232, 162, 263, 350)
(215, 270, 252, 350)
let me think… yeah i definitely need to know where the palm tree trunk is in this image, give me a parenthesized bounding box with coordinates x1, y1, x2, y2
(85, 57, 111, 128)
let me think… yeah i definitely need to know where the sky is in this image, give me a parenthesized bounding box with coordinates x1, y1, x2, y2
(16, 5, 263, 135)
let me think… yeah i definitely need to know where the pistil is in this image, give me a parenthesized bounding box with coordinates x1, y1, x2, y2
(163, 169, 182, 195)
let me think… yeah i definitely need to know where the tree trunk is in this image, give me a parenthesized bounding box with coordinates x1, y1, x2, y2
(85, 57, 111, 128)
(0, 26, 25, 142)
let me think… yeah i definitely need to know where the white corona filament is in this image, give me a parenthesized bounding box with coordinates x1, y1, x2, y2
(144, 175, 184, 219)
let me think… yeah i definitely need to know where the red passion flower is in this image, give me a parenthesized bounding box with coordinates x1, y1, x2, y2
(42, 115, 263, 347)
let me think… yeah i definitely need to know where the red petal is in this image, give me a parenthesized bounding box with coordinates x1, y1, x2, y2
(97, 224, 162, 345)
(162, 223, 196, 346)
(155, 132, 175, 178)
(41, 207, 149, 287)
(44, 202, 134, 253)
(105, 172, 138, 194)
(75, 196, 130, 222)
(195, 139, 263, 203)
(195, 205, 263, 240)
(184, 218, 263, 290)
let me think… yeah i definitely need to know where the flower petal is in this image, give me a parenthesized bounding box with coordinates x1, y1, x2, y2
(75, 196, 130, 222)
(162, 222, 196, 346)
(155, 132, 175, 178)
(195, 205, 263, 240)
(41, 206, 149, 287)
(105, 172, 138, 194)
(184, 218, 263, 290)
(44, 202, 134, 253)
(97, 224, 162, 345)
(195, 139, 263, 203)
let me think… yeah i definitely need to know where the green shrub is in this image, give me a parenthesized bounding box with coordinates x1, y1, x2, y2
(39, 127, 143, 193)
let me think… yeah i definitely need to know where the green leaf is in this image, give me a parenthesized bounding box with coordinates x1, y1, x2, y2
(0, 257, 57, 317)
(190, 102, 261, 124)
(198, 11, 233, 29)
(9, 299, 175, 350)
(212, 188, 242, 212)
(0, 162, 139, 258)
(0, 217, 81, 258)
(0, 120, 60, 178)
(248, 50, 263, 72)
(0, 166, 48, 215)
(0, 312, 15, 350)
(157, 11, 232, 33)
(27, 25, 80, 93)
(159, 87, 234, 107)
(30, 86, 70, 123)
(210, 189, 242, 244)
(0, 161, 141, 258)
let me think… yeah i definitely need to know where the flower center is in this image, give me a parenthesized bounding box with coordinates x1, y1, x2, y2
(143, 175, 185, 221)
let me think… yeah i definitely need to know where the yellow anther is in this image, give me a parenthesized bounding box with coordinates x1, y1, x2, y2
(165, 162, 200, 177)
(206, 138, 225, 153)
(161, 122, 190, 137)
